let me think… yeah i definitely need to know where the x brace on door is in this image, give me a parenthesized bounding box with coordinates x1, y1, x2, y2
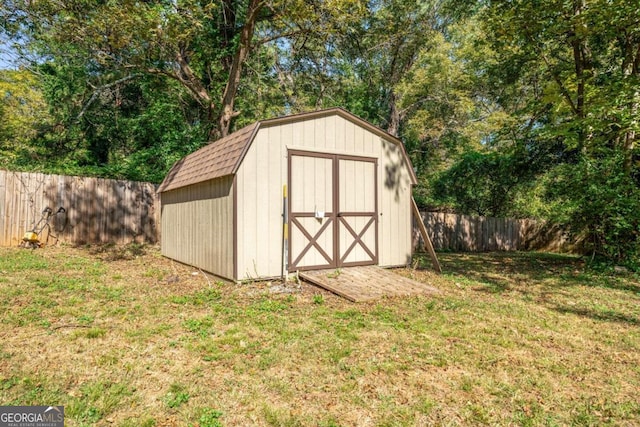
(338, 215, 376, 264)
(290, 216, 334, 267)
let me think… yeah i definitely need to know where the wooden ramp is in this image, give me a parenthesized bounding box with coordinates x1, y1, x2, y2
(299, 266, 439, 302)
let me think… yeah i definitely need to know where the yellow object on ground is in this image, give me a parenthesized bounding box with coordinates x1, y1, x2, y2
(23, 232, 39, 242)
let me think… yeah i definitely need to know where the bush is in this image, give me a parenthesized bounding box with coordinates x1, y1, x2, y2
(545, 152, 640, 269)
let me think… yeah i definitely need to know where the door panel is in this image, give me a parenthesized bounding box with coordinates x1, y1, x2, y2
(289, 152, 335, 270)
(339, 160, 376, 213)
(290, 155, 334, 213)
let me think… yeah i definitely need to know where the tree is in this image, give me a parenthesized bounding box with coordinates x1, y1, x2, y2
(0, 69, 51, 166)
(480, 0, 640, 160)
(267, 0, 449, 134)
(476, 0, 640, 265)
(0, 0, 371, 179)
(2, 0, 260, 139)
(545, 153, 640, 264)
(3, 0, 366, 139)
(431, 142, 552, 218)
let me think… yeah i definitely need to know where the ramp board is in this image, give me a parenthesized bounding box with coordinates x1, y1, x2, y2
(299, 266, 439, 302)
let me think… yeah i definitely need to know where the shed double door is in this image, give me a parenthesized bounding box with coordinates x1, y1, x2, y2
(288, 150, 378, 271)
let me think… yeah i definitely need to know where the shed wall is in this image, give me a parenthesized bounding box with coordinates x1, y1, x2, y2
(161, 176, 234, 279)
(235, 115, 413, 279)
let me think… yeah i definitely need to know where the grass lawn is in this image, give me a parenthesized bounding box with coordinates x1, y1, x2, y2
(0, 245, 639, 426)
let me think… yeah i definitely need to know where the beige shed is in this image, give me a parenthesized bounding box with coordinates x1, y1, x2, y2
(158, 108, 418, 281)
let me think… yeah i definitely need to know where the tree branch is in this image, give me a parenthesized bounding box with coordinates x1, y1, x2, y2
(540, 52, 579, 116)
(147, 62, 211, 110)
(76, 74, 139, 121)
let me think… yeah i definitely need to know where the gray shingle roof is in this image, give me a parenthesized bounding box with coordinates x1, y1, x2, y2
(157, 122, 258, 193)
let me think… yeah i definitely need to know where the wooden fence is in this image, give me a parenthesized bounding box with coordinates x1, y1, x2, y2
(1, 169, 568, 252)
(414, 211, 569, 252)
(0, 170, 160, 247)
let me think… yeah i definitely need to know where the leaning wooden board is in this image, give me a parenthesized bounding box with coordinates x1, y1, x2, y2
(411, 197, 442, 273)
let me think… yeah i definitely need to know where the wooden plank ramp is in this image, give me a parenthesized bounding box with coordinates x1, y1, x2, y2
(299, 266, 439, 302)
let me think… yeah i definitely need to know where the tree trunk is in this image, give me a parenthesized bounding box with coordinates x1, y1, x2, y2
(623, 100, 637, 174)
(387, 92, 402, 137)
(622, 42, 639, 174)
(571, 0, 587, 149)
(218, 0, 262, 138)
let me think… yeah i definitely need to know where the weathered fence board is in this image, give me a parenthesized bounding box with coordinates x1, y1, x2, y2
(2, 169, 568, 252)
(414, 211, 568, 253)
(0, 170, 160, 247)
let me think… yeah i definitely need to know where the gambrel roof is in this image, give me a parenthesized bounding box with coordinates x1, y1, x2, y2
(158, 108, 417, 193)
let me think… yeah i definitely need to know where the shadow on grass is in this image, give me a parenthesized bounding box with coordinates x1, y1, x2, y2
(429, 251, 640, 294)
(551, 304, 640, 326)
(414, 251, 640, 326)
(86, 242, 149, 261)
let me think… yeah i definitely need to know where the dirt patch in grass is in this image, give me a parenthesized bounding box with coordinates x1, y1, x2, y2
(1, 246, 639, 426)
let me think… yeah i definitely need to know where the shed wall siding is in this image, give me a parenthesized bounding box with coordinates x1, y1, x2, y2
(161, 177, 234, 279)
(236, 115, 413, 279)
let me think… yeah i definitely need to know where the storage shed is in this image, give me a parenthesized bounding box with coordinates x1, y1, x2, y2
(158, 108, 418, 281)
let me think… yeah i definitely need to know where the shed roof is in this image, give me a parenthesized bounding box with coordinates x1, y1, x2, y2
(158, 108, 417, 193)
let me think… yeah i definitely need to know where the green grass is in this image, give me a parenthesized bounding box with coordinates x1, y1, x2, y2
(0, 246, 639, 426)
(164, 383, 190, 409)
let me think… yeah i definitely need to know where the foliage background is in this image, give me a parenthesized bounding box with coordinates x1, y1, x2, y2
(1, 0, 639, 266)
